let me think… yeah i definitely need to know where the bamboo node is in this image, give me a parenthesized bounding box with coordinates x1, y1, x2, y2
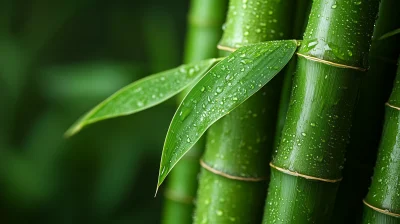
(200, 159, 267, 182)
(269, 162, 342, 183)
(385, 102, 400, 111)
(164, 189, 194, 205)
(363, 200, 400, 218)
(217, 45, 237, 52)
(296, 53, 367, 72)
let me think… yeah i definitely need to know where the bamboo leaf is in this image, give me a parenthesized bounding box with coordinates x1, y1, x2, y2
(378, 28, 400, 40)
(65, 58, 221, 137)
(157, 40, 298, 189)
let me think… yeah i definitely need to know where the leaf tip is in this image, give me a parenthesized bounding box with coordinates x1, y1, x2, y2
(154, 184, 160, 197)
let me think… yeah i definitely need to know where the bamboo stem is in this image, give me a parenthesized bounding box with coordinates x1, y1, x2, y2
(273, 0, 311, 151)
(263, 0, 380, 223)
(194, 0, 295, 223)
(362, 57, 400, 224)
(161, 0, 227, 223)
(332, 0, 400, 222)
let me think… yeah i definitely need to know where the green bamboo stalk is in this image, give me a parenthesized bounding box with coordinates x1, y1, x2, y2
(273, 0, 310, 149)
(263, 0, 380, 223)
(194, 0, 295, 223)
(362, 57, 400, 224)
(162, 1, 227, 223)
(333, 0, 400, 222)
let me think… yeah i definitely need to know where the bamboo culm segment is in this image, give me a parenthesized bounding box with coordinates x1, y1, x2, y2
(263, 0, 380, 223)
(332, 0, 400, 222)
(273, 0, 311, 151)
(194, 0, 295, 223)
(362, 58, 400, 224)
(162, 0, 227, 223)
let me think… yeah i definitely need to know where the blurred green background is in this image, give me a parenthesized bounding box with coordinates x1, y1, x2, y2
(0, 0, 191, 223)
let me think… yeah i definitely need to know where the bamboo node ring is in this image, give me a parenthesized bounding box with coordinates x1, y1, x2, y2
(296, 53, 366, 72)
(200, 159, 267, 182)
(164, 189, 194, 204)
(269, 162, 342, 183)
(363, 200, 400, 218)
(217, 44, 237, 52)
(385, 102, 400, 111)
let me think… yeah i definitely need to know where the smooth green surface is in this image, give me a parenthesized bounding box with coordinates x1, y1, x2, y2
(364, 206, 400, 224)
(195, 0, 296, 223)
(158, 40, 297, 187)
(183, 0, 227, 64)
(363, 59, 400, 224)
(194, 169, 267, 223)
(265, 169, 338, 223)
(219, 0, 295, 49)
(300, 0, 379, 68)
(273, 0, 311, 150)
(162, 154, 203, 224)
(65, 58, 219, 137)
(333, 0, 400, 222)
(274, 57, 362, 179)
(264, 0, 380, 223)
(162, 1, 227, 223)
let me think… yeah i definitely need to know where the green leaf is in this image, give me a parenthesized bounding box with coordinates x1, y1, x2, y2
(65, 58, 221, 137)
(157, 40, 298, 189)
(378, 28, 400, 40)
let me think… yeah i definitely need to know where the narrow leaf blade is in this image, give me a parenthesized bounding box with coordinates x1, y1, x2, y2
(378, 28, 400, 40)
(157, 40, 298, 188)
(65, 58, 220, 137)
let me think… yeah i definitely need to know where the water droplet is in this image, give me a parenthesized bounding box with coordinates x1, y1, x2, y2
(268, 10, 273, 15)
(161, 166, 166, 175)
(301, 132, 307, 136)
(137, 101, 144, 107)
(331, 3, 337, 9)
(347, 50, 353, 56)
(188, 68, 195, 75)
(216, 210, 223, 216)
(179, 67, 187, 73)
(201, 86, 205, 92)
(179, 108, 191, 121)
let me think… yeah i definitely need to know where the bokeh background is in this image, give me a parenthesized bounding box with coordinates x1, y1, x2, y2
(0, 0, 192, 223)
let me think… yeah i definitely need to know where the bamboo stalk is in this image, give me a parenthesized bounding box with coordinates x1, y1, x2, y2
(194, 0, 295, 223)
(273, 0, 311, 150)
(162, 1, 227, 223)
(362, 57, 400, 224)
(263, 0, 380, 223)
(332, 0, 400, 222)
